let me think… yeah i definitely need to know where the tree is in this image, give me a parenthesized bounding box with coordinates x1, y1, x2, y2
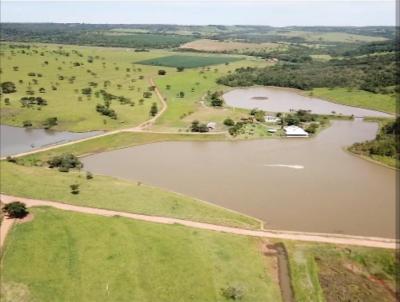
(2, 201, 28, 218)
(150, 102, 158, 117)
(179, 91, 185, 98)
(42, 117, 58, 129)
(70, 184, 80, 195)
(158, 70, 166, 75)
(1, 81, 17, 93)
(47, 153, 83, 172)
(223, 118, 235, 126)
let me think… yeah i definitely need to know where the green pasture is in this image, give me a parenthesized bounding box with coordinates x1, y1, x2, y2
(1, 207, 280, 302)
(0, 43, 166, 131)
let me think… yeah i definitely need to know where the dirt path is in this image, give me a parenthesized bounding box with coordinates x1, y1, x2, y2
(0, 194, 397, 250)
(0, 217, 15, 249)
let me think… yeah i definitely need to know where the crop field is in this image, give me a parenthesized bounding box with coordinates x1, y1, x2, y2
(179, 39, 282, 53)
(136, 54, 241, 68)
(0, 43, 166, 131)
(1, 207, 281, 302)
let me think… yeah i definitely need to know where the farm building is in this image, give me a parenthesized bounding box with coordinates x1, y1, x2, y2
(284, 125, 309, 137)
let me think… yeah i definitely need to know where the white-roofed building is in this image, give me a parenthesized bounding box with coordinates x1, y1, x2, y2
(284, 125, 309, 137)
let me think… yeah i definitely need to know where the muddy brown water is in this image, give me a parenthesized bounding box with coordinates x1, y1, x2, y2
(223, 87, 392, 117)
(82, 119, 396, 238)
(0, 125, 102, 156)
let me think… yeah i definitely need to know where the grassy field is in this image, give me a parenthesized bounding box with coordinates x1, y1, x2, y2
(0, 43, 167, 131)
(0, 161, 260, 229)
(1, 207, 281, 302)
(285, 241, 397, 302)
(137, 54, 241, 68)
(276, 31, 388, 43)
(153, 58, 268, 130)
(311, 88, 396, 114)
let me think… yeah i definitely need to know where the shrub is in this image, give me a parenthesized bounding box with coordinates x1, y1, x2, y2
(1, 81, 17, 93)
(223, 118, 235, 126)
(158, 70, 166, 75)
(22, 120, 33, 127)
(47, 153, 83, 171)
(177, 66, 185, 72)
(86, 172, 93, 179)
(42, 117, 58, 129)
(221, 286, 244, 300)
(150, 103, 158, 117)
(2, 201, 28, 218)
(70, 184, 80, 195)
(306, 123, 319, 134)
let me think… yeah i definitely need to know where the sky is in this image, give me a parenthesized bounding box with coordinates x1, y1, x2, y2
(0, 1, 396, 26)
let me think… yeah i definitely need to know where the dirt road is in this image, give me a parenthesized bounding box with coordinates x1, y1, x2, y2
(0, 194, 397, 250)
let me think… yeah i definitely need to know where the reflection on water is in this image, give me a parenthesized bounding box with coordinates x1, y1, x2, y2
(223, 87, 392, 117)
(82, 119, 396, 238)
(0, 125, 102, 156)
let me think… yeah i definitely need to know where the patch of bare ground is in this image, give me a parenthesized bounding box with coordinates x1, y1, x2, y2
(16, 213, 34, 224)
(0, 282, 35, 302)
(316, 257, 397, 302)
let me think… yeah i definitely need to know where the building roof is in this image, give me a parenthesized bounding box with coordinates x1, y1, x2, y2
(284, 125, 309, 136)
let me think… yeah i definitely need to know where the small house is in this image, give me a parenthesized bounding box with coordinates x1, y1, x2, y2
(264, 115, 280, 123)
(284, 125, 309, 137)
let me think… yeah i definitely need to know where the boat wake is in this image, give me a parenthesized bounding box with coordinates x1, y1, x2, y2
(264, 164, 304, 169)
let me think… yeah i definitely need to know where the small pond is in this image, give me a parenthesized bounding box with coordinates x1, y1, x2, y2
(0, 125, 102, 156)
(223, 87, 392, 117)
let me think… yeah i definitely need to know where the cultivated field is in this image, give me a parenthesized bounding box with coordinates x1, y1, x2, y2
(1, 207, 281, 302)
(179, 39, 282, 53)
(137, 54, 241, 68)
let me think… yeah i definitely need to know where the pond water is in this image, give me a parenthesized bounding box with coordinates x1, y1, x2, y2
(82, 119, 396, 238)
(0, 125, 102, 157)
(223, 87, 392, 117)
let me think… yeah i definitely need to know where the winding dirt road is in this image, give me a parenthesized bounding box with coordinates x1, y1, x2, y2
(0, 194, 397, 250)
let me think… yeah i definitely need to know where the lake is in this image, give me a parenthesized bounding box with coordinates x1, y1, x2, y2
(0, 125, 102, 157)
(223, 87, 392, 117)
(82, 119, 396, 238)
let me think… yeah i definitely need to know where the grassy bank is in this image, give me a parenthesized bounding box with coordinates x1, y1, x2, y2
(285, 242, 398, 302)
(1, 207, 281, 302)
(0, 161, 260, 229)
(348, 117, 398, 169)
(16, 131, 227, 166)
(310, 88, 396, 114)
